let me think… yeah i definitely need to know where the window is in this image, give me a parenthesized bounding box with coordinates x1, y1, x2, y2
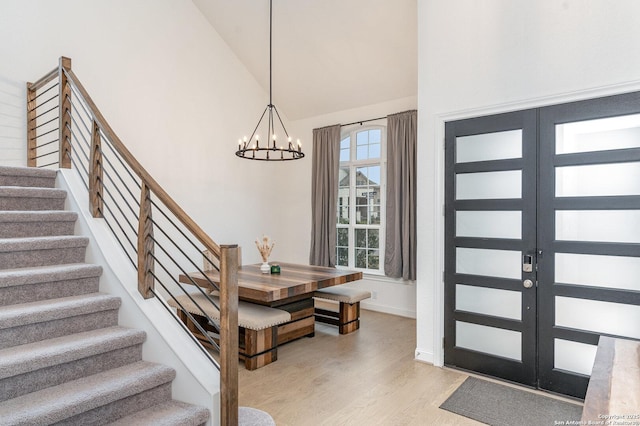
(337, 126, 385, 273)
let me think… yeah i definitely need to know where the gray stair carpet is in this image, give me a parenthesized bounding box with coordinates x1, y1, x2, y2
(0, 166, 209, 426)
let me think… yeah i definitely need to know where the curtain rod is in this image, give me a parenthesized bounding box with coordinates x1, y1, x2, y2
(341, 116, 386, 127)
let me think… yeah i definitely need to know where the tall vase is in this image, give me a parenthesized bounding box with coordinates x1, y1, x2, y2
(260, 261, 270, 274)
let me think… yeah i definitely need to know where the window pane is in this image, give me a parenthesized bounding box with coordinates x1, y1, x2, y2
(369, 143, 381, 159)
(356, 131, 368, 145)
(556, 113, 640, 154)
(355, 229, 366, 248)
(556, 162, 640, 197)
(369, 205, 381, 225)
(355, 249, 367, 268)
(338, 167, 350, 187)
(456, 129, 522, 164)
(356, 205, 368, 224)
(368, 249, 380, 270)
(368, 166, 381, 185)
(337, 247, 348, 266)
(337, 228, 348, 247)
(337, 187, 349, 224)
(340, 137, 350, 162)
(356, 145, 368, 160)
(340, 136, 350, 149)
(370, 129, 381, 144)
(367, 229, 379, 249)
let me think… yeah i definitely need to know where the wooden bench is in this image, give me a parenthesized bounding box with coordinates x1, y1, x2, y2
(582, 336, 640, 422)
(168, 293, 291, 370)
(314, 286, 371, 334)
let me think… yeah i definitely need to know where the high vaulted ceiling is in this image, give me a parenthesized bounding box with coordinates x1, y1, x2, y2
(192, 0, 417, 120)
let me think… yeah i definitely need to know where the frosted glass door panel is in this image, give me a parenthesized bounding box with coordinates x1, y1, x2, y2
(456, 248, 521, 279)
(554, 339, 597, 376)
(456, 211, 522, 239)
(556, 162, 640, 197)
(555, 253, 640, 291)
(456, 284, 521, 320)
(556, 297, 640, 339)
(556, 113, 640, 154)
(457, 170, 522, 200)
(456, 130, 522, 163)
(456, 321, 522, 361)
(556, 210, 640, 243)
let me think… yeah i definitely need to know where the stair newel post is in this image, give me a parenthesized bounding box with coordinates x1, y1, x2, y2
(89, 120, 103, 218)
(219, 244, 239, 426)
(58, 56, 72, 169)
(26, 83, 37, 167)
(137, 183, 155, 299)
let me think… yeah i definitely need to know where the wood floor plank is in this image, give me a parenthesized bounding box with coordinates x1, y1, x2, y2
(238, 309, 482, 425)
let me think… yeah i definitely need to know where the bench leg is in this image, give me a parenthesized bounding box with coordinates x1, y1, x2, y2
(338, 302, 360, 335)
(243, 326, 278, 371)
(315, 301, 361, 335)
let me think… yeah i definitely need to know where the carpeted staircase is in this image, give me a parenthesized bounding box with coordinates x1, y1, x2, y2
(0, 166, 210, 425)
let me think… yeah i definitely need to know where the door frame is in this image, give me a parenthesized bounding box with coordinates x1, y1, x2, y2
(429, 80, 640, 368)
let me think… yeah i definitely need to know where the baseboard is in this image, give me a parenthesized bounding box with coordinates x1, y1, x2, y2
(415, 347, 434, 364)
(361, 301, 416, 319)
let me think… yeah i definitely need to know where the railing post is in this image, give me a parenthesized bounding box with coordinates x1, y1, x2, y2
(89, 120, 103, 217)
(137, 183, 154, 299)
(220, 245, 239, 426)
(26, 82, 37, 167)
(58, 56, 72, 168)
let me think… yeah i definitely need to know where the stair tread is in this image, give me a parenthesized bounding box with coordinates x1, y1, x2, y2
(0, 326, 145, 380)
(0, 263, 102, 288)
(0, 210, 77, 222)
(108, 400, 210, 426)
(0, 361, 176, 425)
(0, 186, 66, 198)
(0, 293, 121, 330)
(0, 166, 57, 179)
(0, 235, 89, 252)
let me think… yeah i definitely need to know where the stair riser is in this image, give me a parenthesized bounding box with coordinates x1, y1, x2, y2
(0, 344, 143, 401)
(0, 309, 119, 349)
(0, 246, 86, 269)
(0, 221, 76, 238)
(0, 275, 100, 307)
(0, 196, 65, 211)
(57, 383, 172, 426)
(0, 175, 56, 188)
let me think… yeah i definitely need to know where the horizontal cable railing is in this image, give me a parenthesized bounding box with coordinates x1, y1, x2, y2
(26, 57, 239, 425)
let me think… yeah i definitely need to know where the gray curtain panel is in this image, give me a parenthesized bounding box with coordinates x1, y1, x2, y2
(385, 110, 417, 280)
(309, 124, 341, 267)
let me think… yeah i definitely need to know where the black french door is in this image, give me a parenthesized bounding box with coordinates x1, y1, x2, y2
(445, 91, 640, 398)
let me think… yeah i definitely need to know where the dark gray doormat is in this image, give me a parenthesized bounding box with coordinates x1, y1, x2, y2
(439, 377, 583, 425)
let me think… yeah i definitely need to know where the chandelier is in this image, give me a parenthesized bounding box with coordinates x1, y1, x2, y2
(236, 0, 304, 161)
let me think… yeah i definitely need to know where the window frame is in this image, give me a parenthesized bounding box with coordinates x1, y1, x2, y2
(336, 124, 386, 275)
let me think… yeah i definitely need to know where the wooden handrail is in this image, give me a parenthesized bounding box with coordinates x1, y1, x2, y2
(27, 67, 58, 92)
(59, 63, 222, 260)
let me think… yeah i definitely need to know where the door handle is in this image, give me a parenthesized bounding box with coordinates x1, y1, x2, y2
(523, 279, 534, 289)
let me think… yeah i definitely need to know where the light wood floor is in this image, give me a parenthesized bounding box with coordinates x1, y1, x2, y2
(238, 309, 482, 426)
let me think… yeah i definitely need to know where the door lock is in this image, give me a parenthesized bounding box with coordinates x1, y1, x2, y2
(523, 254, 533, 273)
(523, 279, 534, 289)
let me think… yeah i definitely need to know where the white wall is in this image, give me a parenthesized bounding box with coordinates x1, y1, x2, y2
(0, 0, 284, 259)
(0, 75, 26, 166)
(417, 0, 640, 364)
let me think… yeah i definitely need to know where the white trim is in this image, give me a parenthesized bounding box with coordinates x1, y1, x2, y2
(414, 347, 434, 364)
(431, 79, 640, 368)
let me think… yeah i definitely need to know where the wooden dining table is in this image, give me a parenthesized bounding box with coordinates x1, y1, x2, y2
(179, 262, 363, 345)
